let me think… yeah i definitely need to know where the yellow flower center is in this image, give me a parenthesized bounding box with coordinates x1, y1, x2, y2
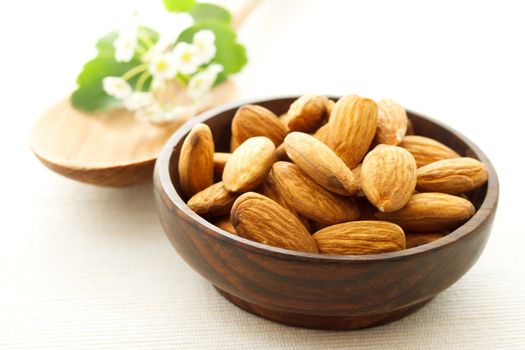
(155, 60, 168, 72)
(181, 51, 192, 63)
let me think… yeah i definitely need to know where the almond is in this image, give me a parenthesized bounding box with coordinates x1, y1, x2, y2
(284, 132, 358, 196)
(399, 135, 460, 167)
(312, 124, 329, 144)
(325, 99, 336, 117)
(213, 152, 231, 178)
(231, 192, 318, 253)
(211, 216, 236, 235)
(178, 123, 214, 198)
(312, 221, 406, 255)
(375, 99, 408, 145)
(328, 95, 378, 168)
(375, 192, 475, 232)
(230, 135, 240, 152)
(279, 113, 289, 129)
(405, 232, 446, 248)
(416, 157, 488, 194)
(361, 145, 417, 212)
(187, 182, 238, 217)
(223, 137, 275, 192)
(258, 170, 311, 230)
(231, 104, 287, 151)
(285, 95, 329, 133)
(351, 164, 365, 197)
(272, 161, 360, 224)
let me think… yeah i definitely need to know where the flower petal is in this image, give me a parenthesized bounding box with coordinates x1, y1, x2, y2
(102, 77, 133, 100)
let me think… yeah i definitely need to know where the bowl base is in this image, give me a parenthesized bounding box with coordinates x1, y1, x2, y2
(215, 287, 431, 330)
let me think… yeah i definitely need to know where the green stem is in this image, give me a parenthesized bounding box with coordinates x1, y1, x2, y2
(138, 31, 155, 48)
(135, 70, 151, 92)
(176, 73, 190, 86)
(135, 44, 148, 56)
(121, 63, 148, 81)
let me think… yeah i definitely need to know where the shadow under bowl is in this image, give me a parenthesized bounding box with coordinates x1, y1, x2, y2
(153, 96, 499, 330)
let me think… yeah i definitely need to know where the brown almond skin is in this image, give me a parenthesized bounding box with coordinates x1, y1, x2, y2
(187, 182, 238, 217)
(361, 145, 417, 212)
(258, 170, 311, 231)
(352, 164, 365, 197)
(399, 135, 460, 167)
(286, 95, 329, 133)
(375, 99, 408, 145)
(375, 192, 475, 232)
(312, 124, 329, 144)
(284, 132, 358, 196)
(231, 105, 287, 151)
(178, 123, 214, 198)
(279, 113, 290, 131)
(405, 232, 447, 248)
(211, 216, 236, 235)
(328, 95, 378, 168)
(272, 162, 360, 225)
(223, 137, 275, 193)
(213, 152, 231, 178)
(416, 157, 488, 194)
(325, 99, 336, 118)
(231, 192, 318, 253)
(313, 221, 406, 255)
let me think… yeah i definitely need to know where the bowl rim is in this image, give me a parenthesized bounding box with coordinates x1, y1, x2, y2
(155, 95, 499, 262)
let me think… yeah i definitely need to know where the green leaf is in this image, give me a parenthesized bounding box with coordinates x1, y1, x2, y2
(71, 56, 139, 112)
(177, 21, 247, 84)
(189, 3, 232, 24)
(163, 0, 196, 12)
(96, 27, 159, 56)
(95, 31, 118, 55)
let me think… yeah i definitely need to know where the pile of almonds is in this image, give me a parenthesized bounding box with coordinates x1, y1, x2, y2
(177, 95, 488, 255)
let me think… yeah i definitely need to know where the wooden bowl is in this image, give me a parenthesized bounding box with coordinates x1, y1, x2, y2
(153, 96, 499, 330)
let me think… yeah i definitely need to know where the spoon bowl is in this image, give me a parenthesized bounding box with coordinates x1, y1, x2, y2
(29, 80, 237, 186)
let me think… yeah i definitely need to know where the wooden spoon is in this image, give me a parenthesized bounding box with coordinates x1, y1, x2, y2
(29, 0, 260, 186)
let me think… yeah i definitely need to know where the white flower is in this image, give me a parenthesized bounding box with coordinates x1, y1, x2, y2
(172, 42, 201, 75)
(187, 64, 223, 100)
(114, 25, 137, 63)
(163, 106, 196, 121)
(148, 52, 178, 80)
(135, 103, 165, 123)
(135, 104, 194, 124)
(151, 77, 167, 91)
(142, 36, 171, 63)
(141, 14, 194, 62)
(192, 30, 216, 65)
(123, 92, 155, 111)
(154, 33, 177, 53)
(206, 63, 224, 75)
(140, 12, 194, 49)
(102, 77, 132, 100)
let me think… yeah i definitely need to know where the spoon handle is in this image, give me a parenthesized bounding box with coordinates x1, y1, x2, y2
(233, 0, 264, 30)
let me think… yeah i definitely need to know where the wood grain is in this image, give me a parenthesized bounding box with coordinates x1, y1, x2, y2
(154, 96, 499, 330)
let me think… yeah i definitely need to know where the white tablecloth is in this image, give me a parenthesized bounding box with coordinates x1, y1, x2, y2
(1, 0, 524, 348)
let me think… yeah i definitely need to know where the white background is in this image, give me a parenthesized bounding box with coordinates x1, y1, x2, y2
(1, 0, 524, 349)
